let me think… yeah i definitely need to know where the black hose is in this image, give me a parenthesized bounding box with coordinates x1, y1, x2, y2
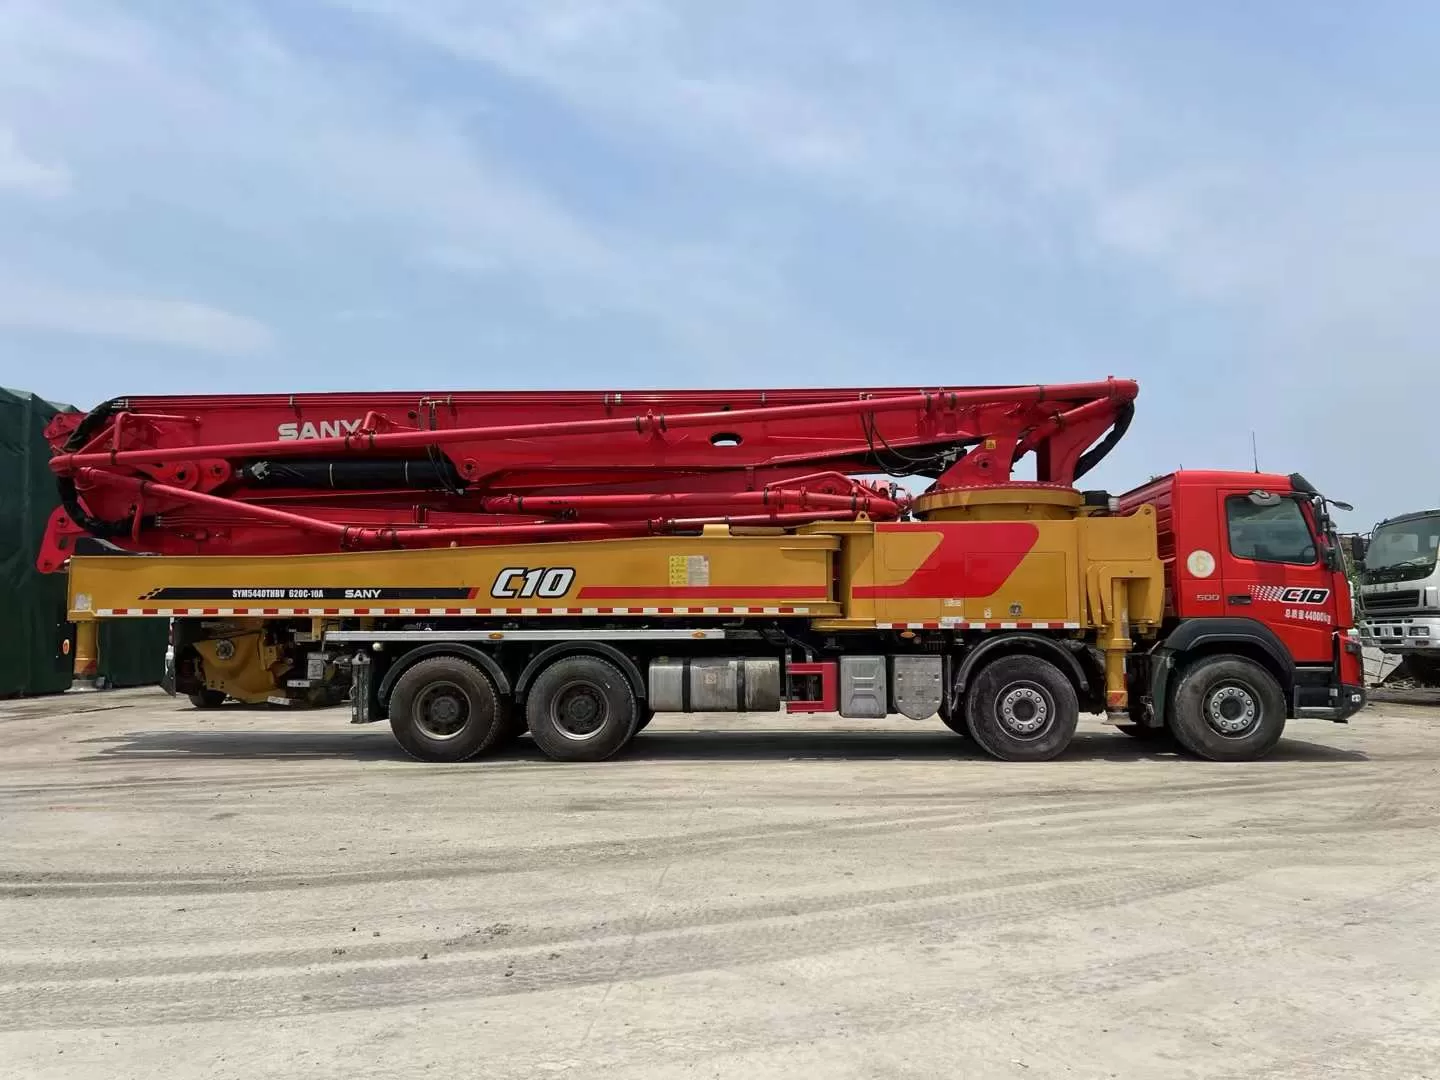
(239, 457, 467, 491)
(56, 399, 153, 538)
(56, 475, 138, 539)
(61, 397, 122, 453)
(1073, 400, 1134, 482)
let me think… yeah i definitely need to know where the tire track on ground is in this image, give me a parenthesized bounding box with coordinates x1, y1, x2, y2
(0, 864, 1122, 984)
(0, 861, 1251, 1030)
(0, 773, 1390, 898)
(0, 762, 1382, 805)
(0, 798, 1190, 897)
(470, 869, 1440, 1080)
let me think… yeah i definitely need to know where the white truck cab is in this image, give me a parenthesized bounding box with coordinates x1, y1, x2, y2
(1359, 510, 1440, 678)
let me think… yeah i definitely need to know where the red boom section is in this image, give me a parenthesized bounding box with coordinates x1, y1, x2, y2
(38, 380, 1137, 569)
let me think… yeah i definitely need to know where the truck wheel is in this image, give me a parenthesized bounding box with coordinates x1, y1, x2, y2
(634, 710, 655, 733)
(388, 656, 508, 763)
(939, 711, 969, 737)
(526, 655, 637, 762)
(964, 655, 1079, 761)
(1169, 656, 1286, 762)
(188, 689, 226, 709)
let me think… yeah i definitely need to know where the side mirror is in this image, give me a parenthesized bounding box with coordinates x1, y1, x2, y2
(1321, 542, 1341, 572)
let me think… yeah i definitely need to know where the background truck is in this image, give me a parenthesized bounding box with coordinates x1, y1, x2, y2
(1357, 508, 1440, 681)
(39, 379, 1365, 763)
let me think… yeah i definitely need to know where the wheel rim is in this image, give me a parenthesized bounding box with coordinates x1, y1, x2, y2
(414, 681, 470, 740)
(997, 683, 1051, 739)
(551, 681, 608, 741)
(1205, 682, 1260, 738)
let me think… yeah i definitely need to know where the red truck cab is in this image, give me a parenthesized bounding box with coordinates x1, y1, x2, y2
(1118, 470, 1365, 752)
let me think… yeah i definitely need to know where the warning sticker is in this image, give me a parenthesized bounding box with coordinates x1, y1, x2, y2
(668, 554, 710, 587)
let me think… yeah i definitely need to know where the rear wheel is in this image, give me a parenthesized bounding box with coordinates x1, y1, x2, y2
(388, 656, 508, 763)
(526, 655, 638, 762)
(188, 688, 226, 709)
(1169, 655, 1286, 761)
(964, 655, 1079, 761)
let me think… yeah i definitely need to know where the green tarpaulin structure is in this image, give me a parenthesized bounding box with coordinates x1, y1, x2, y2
(0, 388, 167, 696)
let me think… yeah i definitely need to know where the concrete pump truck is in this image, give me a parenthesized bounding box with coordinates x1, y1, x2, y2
(38, 378, 1364, 763)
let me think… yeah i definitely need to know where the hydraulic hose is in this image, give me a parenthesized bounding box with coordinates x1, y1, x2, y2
(1073, 400, 1134, 482)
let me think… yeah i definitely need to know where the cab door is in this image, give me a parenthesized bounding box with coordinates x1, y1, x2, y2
(1216, 487, 1336, 664)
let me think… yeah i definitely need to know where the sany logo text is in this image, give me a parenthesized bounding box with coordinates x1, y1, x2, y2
(277, 419, 364, 440)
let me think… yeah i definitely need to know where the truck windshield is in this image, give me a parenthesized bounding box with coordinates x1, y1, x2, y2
(1366, 514, 1440, 580)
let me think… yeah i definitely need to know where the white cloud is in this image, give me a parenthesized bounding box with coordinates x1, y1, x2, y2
(0, 0, 835, 368)
(326, 0, 1440, 519)
(1, 0, 1435, 516)
(0, 129, 69, 197)
(329, 1, 1116, 220)
(0, 280, 272, 353)
(333, 1, 1440, 336)
(329, 0, 868, 182)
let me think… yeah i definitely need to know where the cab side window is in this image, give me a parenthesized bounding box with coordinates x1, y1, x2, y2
(1226, 496, 1317, 565)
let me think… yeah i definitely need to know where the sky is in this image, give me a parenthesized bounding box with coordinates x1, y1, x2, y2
(0, 0, 1435, 527)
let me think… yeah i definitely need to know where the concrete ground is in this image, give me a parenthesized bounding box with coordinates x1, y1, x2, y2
(1, 691, 1438, 1080)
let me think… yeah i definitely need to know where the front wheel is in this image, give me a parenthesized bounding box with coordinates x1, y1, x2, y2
(1169, 656, 1286, 761)
(964, 655, 1079, 761)
(188, 689, 226, 709)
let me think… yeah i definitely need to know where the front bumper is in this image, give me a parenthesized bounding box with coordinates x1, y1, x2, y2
(1296, 683, 1367, 722)
(1362, 614, 1440, 653)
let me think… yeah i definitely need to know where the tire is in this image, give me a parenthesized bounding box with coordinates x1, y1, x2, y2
(1168, 655, 1286, 762)
(963, 655, 1079, 761)
(188, 689, 226, 709)
(633, 709, 655, 733)
(387, 655, 508, 763)
(526, 655, 638, 762)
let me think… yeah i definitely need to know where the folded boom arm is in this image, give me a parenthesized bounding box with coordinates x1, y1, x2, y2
(38, 379, 1137, 569)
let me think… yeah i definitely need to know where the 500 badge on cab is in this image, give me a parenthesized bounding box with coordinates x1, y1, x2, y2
(490, 567, 576, 600)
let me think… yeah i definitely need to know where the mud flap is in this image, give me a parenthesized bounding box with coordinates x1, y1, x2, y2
(349, 652, 375, 724)
(1147, 649, 1176, 729)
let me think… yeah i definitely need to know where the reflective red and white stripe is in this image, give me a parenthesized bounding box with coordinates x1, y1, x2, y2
(1249, 585, 1287, 602)
(91, 605, 813, 618)
(875, 620, 1080, 631)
